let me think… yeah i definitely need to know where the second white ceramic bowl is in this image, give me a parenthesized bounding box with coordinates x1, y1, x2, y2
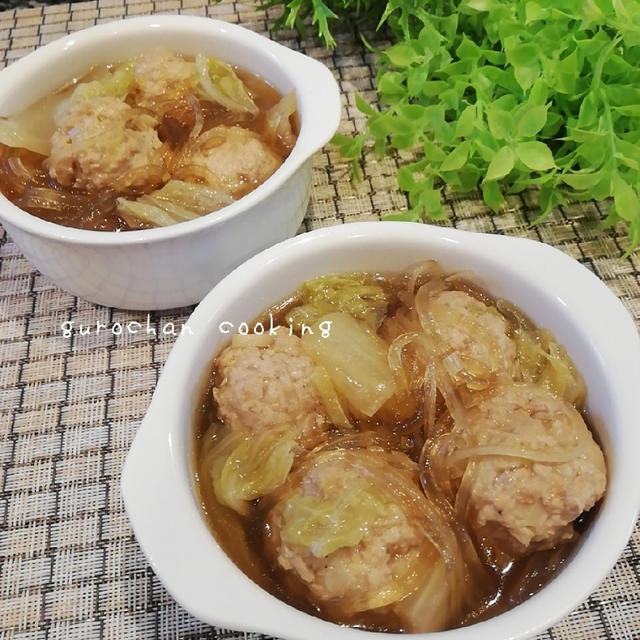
(0, 15, 341, 309)
(122, 221, 640, 640)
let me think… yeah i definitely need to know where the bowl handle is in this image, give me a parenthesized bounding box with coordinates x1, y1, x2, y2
(281, 47, 342, 162)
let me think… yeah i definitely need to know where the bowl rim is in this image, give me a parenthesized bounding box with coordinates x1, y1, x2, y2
(0, 14, 341, 245)
(121, 221, 640, 640)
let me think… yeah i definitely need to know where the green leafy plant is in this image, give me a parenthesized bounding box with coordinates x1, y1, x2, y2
(257, 0, 391, 48)
(252, 0, 640, 253)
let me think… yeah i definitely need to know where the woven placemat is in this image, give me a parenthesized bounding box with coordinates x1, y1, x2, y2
(0, 1, 639, 638)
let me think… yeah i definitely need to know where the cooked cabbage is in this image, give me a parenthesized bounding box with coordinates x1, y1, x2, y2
(0, 77, 78, 155)
(309, 366, 352, 430)
(516, 328, 586, 405)
(117, 179, 233, 227)
(497, 300, 586, 405)
(280, 477, 390, 557)
(288, 273, 389, 330)
(265, 91, 297, 152)
(195, 53, 258, 116)
(68, 66, 134, 104)
(206, 425, 296, 515)
(302, 312, 395, 417)
(0, 119, 49, 156)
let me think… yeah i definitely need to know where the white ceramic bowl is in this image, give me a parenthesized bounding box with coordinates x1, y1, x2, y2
(121, 221, 640, 639)
(0, 15, 340, 309)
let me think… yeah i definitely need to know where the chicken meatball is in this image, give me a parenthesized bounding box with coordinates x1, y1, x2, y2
(213, 331, 327, 447)
(266, 448, 437, 618)
(453, 384, 606, 556)
(48, 97, 162, 191)
(132, 49, 196, 107)
(426, 289, 516, 387)
(185, 125, 281, 196)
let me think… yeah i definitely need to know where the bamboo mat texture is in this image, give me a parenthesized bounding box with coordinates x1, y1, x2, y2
(0, 1, 639, 638)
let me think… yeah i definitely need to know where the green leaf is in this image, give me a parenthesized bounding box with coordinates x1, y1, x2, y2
(591, 174, 613, 201)
(384, 210, 421, 222)
(397, 166, 417, 191)
(455, 104, 476, 137)
(480, 66, 520, 94)
(440, 141, 471, 172)
(331, 133, 365, 159)
(550, 49, 582, 94)
(528, 78, 548, 105)
(418, 21, 443, 54)
(487, 108, 514, 140)
(462, 0, 495, 11)
(537, 182, 564, 220)
(413, 186, 446, 220)
(561, 171, 603, 191)
(421, 81, 449, 97)
(355, 94, 376, 116)
(603, 204, 621, 229)
(378, 72, 406, 101)
(514, 63, 539, 92)
(516, 141, 555, 171)
(506, 43, 538, 67)
(367, 113, 393, 140)
(516, 104, 548, 137)
(525, 1, 549, 23)
(613, 141, 639, 171)
(612, 105, 640, 117)
(576, 140, 607, 167)
(493, 94, 517, 111)
(575, 30, 610, 59)
(423, 140, 447, 163)
(482, 180, 505, 211)
(622, 215, 640, 257)
(308, 0, 338, 48)
(484, 146, 515, 182)
(458, 166, 483, 190)
(577, 91, 600, 129)
(456, 35, 482, 61)
(303, 0, 640, 255)
(612, 174, 639, 223)
(606, 85, 640, 107)
(577, 0, 604, 21)
(384, 42, 421, 68)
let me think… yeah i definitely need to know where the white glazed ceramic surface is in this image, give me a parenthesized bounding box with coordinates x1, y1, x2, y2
(0, 16, 340, 309)
(122, 221, 640, 640)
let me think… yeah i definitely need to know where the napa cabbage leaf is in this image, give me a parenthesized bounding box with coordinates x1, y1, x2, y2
(209, 426, 296, 515)
(302, 311, 395, 416)
(195, 53, 258, 116)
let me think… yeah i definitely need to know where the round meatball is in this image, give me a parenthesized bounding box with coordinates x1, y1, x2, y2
(133, 49, 196, 107)
(185, 125, 281, 196)
(427, 289, 516, 384)
(456, 384, 606, 555)
(48, 97, 162, 191)
(267, 449, 432, 615)
(213, 331, 327, 446)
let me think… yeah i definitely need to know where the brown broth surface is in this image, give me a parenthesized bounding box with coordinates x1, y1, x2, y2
(192, 270, 602, 632)
(0, 58, 293, 231)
